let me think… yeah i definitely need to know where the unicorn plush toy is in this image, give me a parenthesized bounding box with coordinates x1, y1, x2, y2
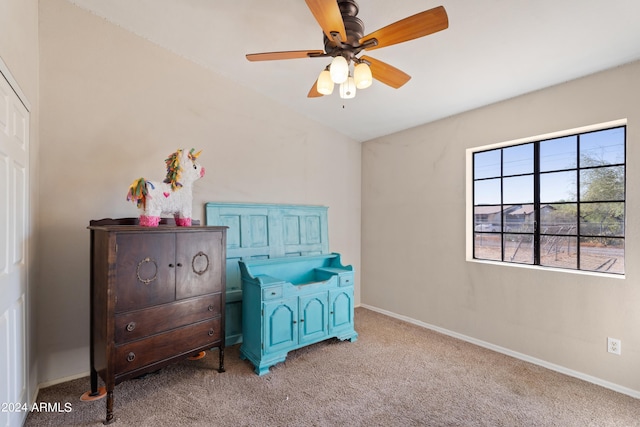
(127, 148, 205, 227)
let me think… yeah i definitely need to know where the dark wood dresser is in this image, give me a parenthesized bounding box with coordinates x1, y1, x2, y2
(88, 218, 226, 424)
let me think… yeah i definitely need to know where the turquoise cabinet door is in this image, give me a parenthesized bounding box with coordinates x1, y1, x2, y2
(263, 298, 298, 355)
(299, 292, 329, 345)
(329, 289, 354, 335)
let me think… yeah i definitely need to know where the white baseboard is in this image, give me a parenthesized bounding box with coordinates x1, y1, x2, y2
(38, 370, 90, 390)
(359, 304, 640, 400)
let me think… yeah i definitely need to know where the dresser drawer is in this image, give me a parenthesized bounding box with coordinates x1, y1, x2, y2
(115, 294, 221, 344)
(115, 317, 221, 374)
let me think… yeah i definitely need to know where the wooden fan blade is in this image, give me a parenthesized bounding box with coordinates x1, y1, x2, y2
(360, 6, 448, 51)
(305, 0, 347, 42)
(246, 50, 325, 62)
(308, 80, 324, 98)
(361, 55, 411, 89)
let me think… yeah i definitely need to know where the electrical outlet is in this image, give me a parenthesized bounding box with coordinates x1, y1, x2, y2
(607, 337, 621, 355)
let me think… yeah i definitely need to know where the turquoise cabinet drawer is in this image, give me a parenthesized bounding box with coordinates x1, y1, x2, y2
(339, 274, 353, 287)
(262, 286, 283, 300)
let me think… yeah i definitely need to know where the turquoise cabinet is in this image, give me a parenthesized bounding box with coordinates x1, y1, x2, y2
(239, 254, 357, 376)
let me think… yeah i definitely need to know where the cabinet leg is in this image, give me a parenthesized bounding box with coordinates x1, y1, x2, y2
(218, 347, 225, 373)
(104, 390, 115, 425)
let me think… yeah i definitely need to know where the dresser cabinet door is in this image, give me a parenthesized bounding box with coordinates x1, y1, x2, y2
(176, 231, 224, 300)
(263, 298, 298, 355)
(115, 233, 175, 312)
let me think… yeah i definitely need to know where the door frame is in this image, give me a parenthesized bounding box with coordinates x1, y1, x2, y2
(0, 58, 32, 113)
(0, 55, 32, 427)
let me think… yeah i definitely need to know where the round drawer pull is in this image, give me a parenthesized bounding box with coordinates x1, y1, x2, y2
(126, 322, 136, 332)
(208, 304, 214, 312)
(271, 292, 276, 295)
(208, 329, 215, 337)
(127, 352, 136, 362)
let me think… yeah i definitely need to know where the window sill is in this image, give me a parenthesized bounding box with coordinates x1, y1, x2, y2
(465, 257, 625, 279)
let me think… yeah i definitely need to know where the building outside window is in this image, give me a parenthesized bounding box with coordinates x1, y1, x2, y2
(471, 123, 625, 275)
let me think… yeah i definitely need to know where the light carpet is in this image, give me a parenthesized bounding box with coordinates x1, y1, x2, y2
(25, 308, 639, 426)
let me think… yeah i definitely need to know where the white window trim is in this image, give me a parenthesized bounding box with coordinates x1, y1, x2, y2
(465, 118, 627, 278)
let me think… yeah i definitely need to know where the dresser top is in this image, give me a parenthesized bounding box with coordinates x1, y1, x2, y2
(89, 217, 226, 232)
(88, 225, 227, 232)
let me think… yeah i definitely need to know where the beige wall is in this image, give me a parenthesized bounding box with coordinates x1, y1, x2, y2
(38, 0, 361, 384)
(0, 0, 39, 404)
(27, 0, 640, 396)
(0, 0, 38, 101)
(362, 60, 640, 395)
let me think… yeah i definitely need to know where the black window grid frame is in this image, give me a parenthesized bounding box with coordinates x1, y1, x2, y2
(472, 125, 626, 274)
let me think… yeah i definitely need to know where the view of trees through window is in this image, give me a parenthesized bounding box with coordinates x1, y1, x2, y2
(473, 126, 625, 274)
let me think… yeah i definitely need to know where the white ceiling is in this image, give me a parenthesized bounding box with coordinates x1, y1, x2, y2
(66, 0, 640, 142)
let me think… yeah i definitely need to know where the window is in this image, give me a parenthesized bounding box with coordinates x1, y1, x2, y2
(471, 124, 625, 275)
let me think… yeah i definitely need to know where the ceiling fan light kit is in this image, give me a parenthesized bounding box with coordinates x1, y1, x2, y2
(317, 69, 335, 95)
(340, 76, 357, 99)
(354, 62, 372, 89)
(246, 0, 449, 99)
(329, 55, 349, 83)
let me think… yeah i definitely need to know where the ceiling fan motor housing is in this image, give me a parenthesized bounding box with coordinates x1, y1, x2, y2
(324, 0, 364, 60)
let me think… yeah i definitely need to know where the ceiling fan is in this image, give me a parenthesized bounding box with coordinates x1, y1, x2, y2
(245, 0, 448, 99)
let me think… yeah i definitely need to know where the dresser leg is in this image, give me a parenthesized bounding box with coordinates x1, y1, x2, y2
(104, 390, 115, 425)
(90, 368, 98, 395)
(218, 347, 225, 373)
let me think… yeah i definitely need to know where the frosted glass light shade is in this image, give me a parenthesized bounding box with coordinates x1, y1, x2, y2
(330, 56, 349, 84)
(354, 62, 372, 89)
(316, 70, 334, 95)
(339, 76, 356, 99)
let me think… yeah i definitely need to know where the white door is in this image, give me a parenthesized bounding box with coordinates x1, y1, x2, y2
(0, 68, 30, 427)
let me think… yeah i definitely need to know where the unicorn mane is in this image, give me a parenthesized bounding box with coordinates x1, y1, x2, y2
(163, 149, 183, 191)
(162, 149, 203, 191)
